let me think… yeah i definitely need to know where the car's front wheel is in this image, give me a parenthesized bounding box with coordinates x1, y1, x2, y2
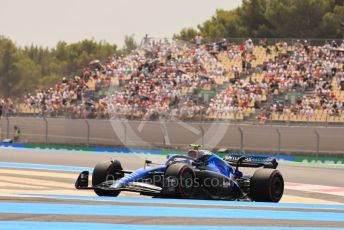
(92, 160, 124, 196)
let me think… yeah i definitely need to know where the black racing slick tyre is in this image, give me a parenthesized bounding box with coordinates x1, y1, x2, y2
(92, 160, 124, 196)
(164, 163, 195, 199)
(250, 168, 284, 202)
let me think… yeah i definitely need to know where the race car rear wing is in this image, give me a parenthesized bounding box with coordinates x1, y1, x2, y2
(223, 154, 278, 169)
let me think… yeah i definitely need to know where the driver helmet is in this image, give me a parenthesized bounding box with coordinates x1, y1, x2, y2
(187, 144, 203, 158)
(188, 149, 201, 158)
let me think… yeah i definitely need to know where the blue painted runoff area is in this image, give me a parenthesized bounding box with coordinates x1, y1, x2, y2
(0, 142, 25, 148)
(22, 194, 344, 211)
(0, 202, 343, 222)
(0, 222, 343, 230)
(0, 162, 92, 172)
(0, 142, 294, 161)
(0, 145, 162, 155)
(92, 147, 161, 154)
(0, 143, 162, 155)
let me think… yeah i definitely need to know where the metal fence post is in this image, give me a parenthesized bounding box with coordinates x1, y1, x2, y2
(120, 121, 127, 146)
(124, 123, 127, 146)
(314, 130, 320, 158)
(0, 117, 2, 141)
(43, 117, 48, 144)
(199, 124, 204, 146)
(6, 116, 10, 139)
(276, 128, 281, 153)
(85, 120, 90, 147)
(238, 127, 243, 153)
(160, 125, 166, 147)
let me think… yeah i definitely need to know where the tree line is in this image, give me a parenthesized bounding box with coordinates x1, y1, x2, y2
(175, 0, 344, 42)
(0, 35, 138, 98)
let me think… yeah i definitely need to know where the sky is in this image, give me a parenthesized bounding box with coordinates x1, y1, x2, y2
(0, 0, 242, 49)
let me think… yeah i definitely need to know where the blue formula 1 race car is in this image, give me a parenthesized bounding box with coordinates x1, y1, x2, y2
(75, 145, 284, 202)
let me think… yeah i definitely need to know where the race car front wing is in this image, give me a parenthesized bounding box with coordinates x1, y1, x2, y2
(75, 171, 162, 196)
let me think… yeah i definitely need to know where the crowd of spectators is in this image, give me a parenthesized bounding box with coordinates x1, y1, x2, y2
(23, 51, 144, 118)
(259, 40, 344, 121)
(206, 78, 267, 115)
(21, 38, 225, 120)
(104, 39, 224, 120)
(14, 37, 344, 123)
(203, 38, 268, 118)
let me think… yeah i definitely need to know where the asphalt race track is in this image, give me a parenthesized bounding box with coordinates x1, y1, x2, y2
(0, 147, 344, 229)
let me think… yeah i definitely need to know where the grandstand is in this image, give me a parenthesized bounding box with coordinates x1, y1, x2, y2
(2, 37, 344, 124)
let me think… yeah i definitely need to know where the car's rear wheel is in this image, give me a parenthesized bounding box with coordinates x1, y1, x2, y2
(164, 163, 195, 199)
(250, 168, 284, 202)
(92, 160, 124, 196)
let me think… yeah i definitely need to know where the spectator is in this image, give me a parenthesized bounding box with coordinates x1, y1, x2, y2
(13, 126, 20, 142)
(0, 97, 14, 116)
(195, 34, 203, 48)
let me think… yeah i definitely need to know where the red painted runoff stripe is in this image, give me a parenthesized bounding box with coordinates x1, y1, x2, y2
(285, 182, 344, 197)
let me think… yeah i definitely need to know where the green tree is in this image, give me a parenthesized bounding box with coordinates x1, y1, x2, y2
(0, 38, 20, 97)
(0, 36, 119, 97)
(11, 55, 40, 96)
(265, 0, 334, 38)
(197, 9, 243, 42)
(237, 0, 273, 37)
(123, 34, 138, 52)
(320, 5, 344, 38)
(174, 27, 198, 42)
(176, 0, 344, 41)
